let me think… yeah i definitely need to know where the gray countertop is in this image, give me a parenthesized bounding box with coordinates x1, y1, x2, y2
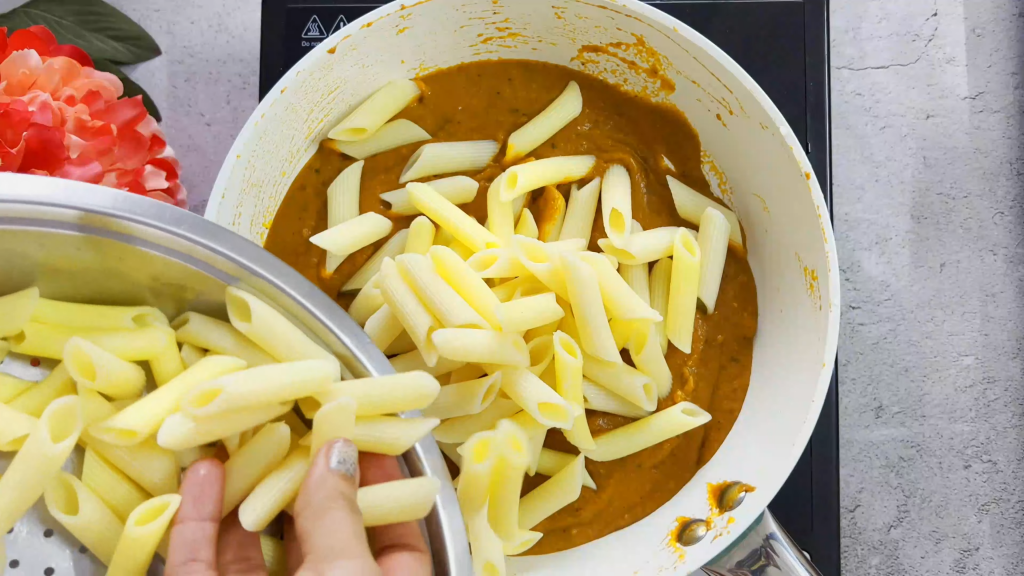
(17, 0, 1024, 573)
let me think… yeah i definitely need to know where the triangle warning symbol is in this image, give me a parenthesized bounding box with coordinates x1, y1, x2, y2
(302, 15, 327, 38)
(330, 15, 348, 35)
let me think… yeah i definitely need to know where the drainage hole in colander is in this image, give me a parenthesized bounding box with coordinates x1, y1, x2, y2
(42, 529, 53, 538)
(78, 545, 88, 554)
(8, 559, 18, 569)
(44, 568, 54, 576)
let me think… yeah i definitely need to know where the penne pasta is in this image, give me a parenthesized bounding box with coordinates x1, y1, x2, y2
(260, 534, 287, 576)
(597, 227, 678, 268)
(488, 419, 540, 554)
(179, 342, 207, 368)
(85, 414, 180, 495)
(519, 454, 585, 529)
(609, 318, 647, 350)
(649, 257, 672, 355)
(667, 229, 701, 354)
(342, 229, 410, 292)
(9, 323, 176, 362)
(432, 328, 529, 368)
(239, 446, 311, 531)
(348, 283, 386, 326)
(499, 367, 574, 429)
(324, 160, 364, 273)
(0, 402, 37, 451)
(535, 185, 567, 242)
(315, 371, 441, 416)
(107, 494, 181, 574)
(577, 252, 661, 322)
(389, 348, 464, 376)
(397, 253, 490, 329)
(422, 373, 501, 419)
(32, 299, 167, 330)
(180, 360, 336, 417)
(666, 175, 743, 251)
(456, 430, 497, 512)
(515, 207, 539, 239)
(526, 334, 555, 376)
(467, 248, 530, 279)
(400, 140, 500, 183)
(157, 402, 294, 451)
(582, 378, 653, 420)
(697, 207, 730, 313)
(0, 372, 33, 403)
(505, 80, 583, 162)
(487, 173, 516, 244)
(499, 155, 596, 202)
(148, 337, 186, 387)
(225, 287, 341, 377)
(432, 398, 522, 443)
(328, 79, 421, 141)
(490, 276, 539, 304)
(383, 330, 417, 356)
(559, 177, 601, 242)
(8, 362, 75, 417)
(380, 176, 479, 216)
(537, 448, 596, 490)
(44, 472, 124, 565)
(0, 396, 82, 534)
(467, 502, 505, 576)
(89, 355, 247, 445)
(510, 237, 569, 300)
(0, 286, 39, 337)
(172, 312, 275, 366)
(407, 182, 502, 252)
(277, 410, 311, 440)
(449, 363, 487, 384)
(364, 304, 404, 350)
(586, 402, 711, 461)
(601, 164, 632, 243)
(429, 245, 503, 329)
(358, 476, 441, 527)
(561, 252, 620, 362)
(405, 215, 437, 255)
(309, 397, 357, 457)
(81, 448, 150, 522)
(222, 422, 292, 516)
(552, 331, 593, 450)
(379, 257, 441, 366)
(309, 211, 393, 259)
(619, 221, 651, 304)
(64, 336, 147, 400)
(329, 118, 430, 159)
(351, 415, 440, 455)
(582, 353, 657, 411)
(629, 323, 673, 398)
(508, 411, 548, 476)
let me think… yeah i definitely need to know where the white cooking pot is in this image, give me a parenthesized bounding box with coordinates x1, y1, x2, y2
(208, 0, 840, 573)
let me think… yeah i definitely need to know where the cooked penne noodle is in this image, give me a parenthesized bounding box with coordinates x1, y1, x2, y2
(342, 229, 410, 292)
(515, 207, 539, 239)
(404, 215, 437, 255)
(107, 494, 181, 574)
(512, 236, 571, 299)
(383, 330, 417, 356)
(222, 433, 243, 456)
(537, 448, 596, 489)
(172, 312, 275, 366)
(449, 363, 487, 384)
(0, 372, 33, 403)
(64, 337, 147, 400)
(629, 324, 673, 398)
(157, 401, 293, 451)
(358, 476, 441, 527)
(601, 164, 633, 243)
(78, 385, 116, 427)
(9, 323, 175, 362)
(561, 253, 620, 362)
(526, 334, 555, 376)
(667, 229, 701, 354)
(619, 221, 651, 303)
(225, 287, 341, 376)
(0, 402, 36, 451)
(524, 316, 560, 343)
(552, 331, 593, 450)
(467, 248, 530, 279)
(239, 446, 310, 531)
(500, 367, 574, 429)
(397, 253, 490, 329)
(400, 140, 500, 183)
(149, 337, 186, 387)
(84, 424, 180, 495)
(407, 182, 502, 252)
(697, 207, 731, 313)
(222, 422, 292, 516)
(378, 257, 441, 366)
(364, 304, 404, 350)
(315, 371, 441, 416)
(324, 160, 364, 273)
(666, 175, 743, 251)
(180, 360, 336, 417)
(351, 415, 440, 455)
(32, 299, 167, 330)
(44, 472, 124, 565)
(586, 402, 711, 461)
(309, 398, 357, 457)
(499, 155, 595, 202)
(8, 362, 74, 417)
(429, 245, 503, 329)
(260, 534, 287, 576)
(649, 257, 672, 355)
(89, 355, 247, 445)
(535, 185, 567, 242)
(81, 448, 149, 522)
(432, 398, 522, 443)
(348, 283, 385, 326)
(432, 328, 529, 367)
(508, 411, 548, 476)
(328, 79, 421, 141)
(583, 378, 653, 419)
(519, 454, 585, 529)
(0, 396, 82, 534)
(486, 173, 516, 244)
(577, 252, 661, 322)
(505, 80, 583, 162)
(488, 419, 540, 554)
(491, 275, 541, 303)
(456, 430, 497, 512)
(609, 318, 647, 350)
(467, 503, 506, 576)
(309, 211, 393, 259)
(0, 286, 39, 337)
(597, 225, 679, 266)
(179, 342, 206, 368)
(558, 177, 601, 242)
(422, 373, 500, 419)
(277, 410, 311, 440)
(582, 353, 657, 411)
(329, 118, 430, 159)
(380, 176, 479, 216)
(389, 348, 464, 376)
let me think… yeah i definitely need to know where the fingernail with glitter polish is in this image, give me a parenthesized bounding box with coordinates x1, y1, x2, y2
(328, 438, 359, 482)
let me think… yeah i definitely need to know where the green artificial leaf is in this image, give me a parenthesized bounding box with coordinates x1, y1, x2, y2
(0, 0, 161, 65)
(92, 58, 162, 122)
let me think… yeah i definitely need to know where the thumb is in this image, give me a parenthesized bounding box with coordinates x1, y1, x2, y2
(293, 439, 378, 575)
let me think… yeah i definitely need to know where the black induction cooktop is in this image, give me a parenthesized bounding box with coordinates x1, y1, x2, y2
(259, 1, 837, 573)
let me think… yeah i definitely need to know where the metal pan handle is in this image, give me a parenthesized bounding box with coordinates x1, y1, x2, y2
(701, 510, 822, 576)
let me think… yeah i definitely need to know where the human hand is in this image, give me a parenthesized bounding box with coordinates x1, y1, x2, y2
(165, 439, 432, 576)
